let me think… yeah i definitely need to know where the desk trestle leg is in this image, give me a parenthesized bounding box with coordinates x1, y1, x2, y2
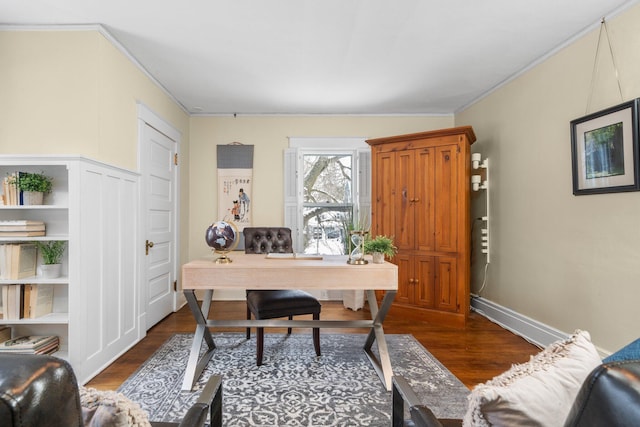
(364, 290, 396, 391)
(182, 290, 217, 391)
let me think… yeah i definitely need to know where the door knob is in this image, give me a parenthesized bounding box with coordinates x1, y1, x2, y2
(145, 240, 154, 255)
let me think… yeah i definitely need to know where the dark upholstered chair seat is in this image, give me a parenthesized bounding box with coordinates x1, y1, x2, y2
(243, 227, 322, 366)
(247, 289, 321, 319)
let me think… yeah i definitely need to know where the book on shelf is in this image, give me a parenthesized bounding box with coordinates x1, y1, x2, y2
(0, 220, 46, 236)
(0, 220, 44, 226)
(2, 174, 18, 206)
(1, 285, 24, 320)
(0, 335, 59, 354)
(0, 245, 10, 279)
(1, 172, 29, 206)
(0, 326, 10, 343)
(23, 284, 54, 319)
(0, 219, 44, 229)
(0, 243, 38, 279)
(0, 230, 46, 237)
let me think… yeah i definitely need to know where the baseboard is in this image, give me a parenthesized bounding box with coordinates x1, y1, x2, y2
(470, 296, 568, 348)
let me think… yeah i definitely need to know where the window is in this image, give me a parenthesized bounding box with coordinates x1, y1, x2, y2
(285, 138, 370, 255)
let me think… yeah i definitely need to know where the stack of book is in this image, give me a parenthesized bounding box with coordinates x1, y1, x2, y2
(1, 284, 54, 320)
(0, 335, 59, 355)
(2, 173, 20, 206)
(0, 326, 11, 343)
(0, 220, 45, 237)
(0, 243, 38, 279)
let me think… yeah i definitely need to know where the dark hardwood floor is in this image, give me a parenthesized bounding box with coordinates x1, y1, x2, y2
(86, 300, 541, 391)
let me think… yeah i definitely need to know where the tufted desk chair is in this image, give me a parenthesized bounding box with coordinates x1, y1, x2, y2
(243, 227, 321, 366)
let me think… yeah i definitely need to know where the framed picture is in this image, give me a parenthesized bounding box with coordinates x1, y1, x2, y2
(571, 99, 640, 195)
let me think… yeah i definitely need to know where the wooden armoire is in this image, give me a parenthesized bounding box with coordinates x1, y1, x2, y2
(366, 126, 476, 327)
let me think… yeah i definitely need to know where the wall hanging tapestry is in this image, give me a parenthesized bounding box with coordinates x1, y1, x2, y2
(216, 143, 253, 234)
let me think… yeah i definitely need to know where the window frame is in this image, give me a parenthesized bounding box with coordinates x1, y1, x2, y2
(285, 137, 371, 254)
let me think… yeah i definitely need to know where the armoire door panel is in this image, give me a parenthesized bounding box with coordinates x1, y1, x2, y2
(435, 256, 458, 312)
(415, 148, 435, 252)
(395, 151, 415, 250)
(374, 152, 396, 238)
(394, 254, 412, 305)
(434, 145, 458, 252)
(414, 255, 435, 308)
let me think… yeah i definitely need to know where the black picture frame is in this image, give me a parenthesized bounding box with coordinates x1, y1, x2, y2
(571, 99, 640, 195)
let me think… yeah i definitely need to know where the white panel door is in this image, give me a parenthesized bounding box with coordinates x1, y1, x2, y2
(142, 123, 176, 329)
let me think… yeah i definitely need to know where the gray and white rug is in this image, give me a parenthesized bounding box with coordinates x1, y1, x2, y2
(118, 333, 469, 426)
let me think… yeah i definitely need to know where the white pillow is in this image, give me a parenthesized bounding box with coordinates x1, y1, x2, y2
(79, 386, 151, 427)
(463, 329, 601, 427)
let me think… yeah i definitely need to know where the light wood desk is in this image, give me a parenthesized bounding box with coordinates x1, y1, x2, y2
(181, 253, 398, 391)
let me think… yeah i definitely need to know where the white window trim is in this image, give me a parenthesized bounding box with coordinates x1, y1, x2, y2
(285, 137, 371, 252)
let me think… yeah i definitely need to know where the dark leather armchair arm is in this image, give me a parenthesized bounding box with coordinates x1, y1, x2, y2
(176, 403, 209, 427)
(564, 360, 640, 427)
(174, 375, 223, 427)
(0, 354, 84, 427)
(392, 376, 445, 427)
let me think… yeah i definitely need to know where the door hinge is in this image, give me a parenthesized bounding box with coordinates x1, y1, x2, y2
(173, 280, 178, 292)
(174, 153, 179, 166)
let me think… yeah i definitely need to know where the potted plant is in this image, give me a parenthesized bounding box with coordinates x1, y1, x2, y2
(9, 172, 53, 205)
(364, 235, 397, 264)
(35, 240, 66, 278)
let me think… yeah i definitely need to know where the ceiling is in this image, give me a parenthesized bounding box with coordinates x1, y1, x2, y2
(2, 0, 638, 115)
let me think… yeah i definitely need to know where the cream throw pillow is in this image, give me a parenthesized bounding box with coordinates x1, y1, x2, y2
(79, 386, 151, 427)
(463, 330, 601, 427)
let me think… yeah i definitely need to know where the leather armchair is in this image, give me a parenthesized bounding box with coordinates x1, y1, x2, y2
(392, 359, 640, 427)
(0, 353, 222, 427)
(564, 359, 640, 426)
(243, 227, 321, 366)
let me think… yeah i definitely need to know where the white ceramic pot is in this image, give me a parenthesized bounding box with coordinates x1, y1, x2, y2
(372, 252, 385, 264)
(40, 264, 61, 279)
(23, 191, 44, 205)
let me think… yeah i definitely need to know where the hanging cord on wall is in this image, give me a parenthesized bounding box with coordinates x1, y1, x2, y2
(470, 217, 489, 297)
(586, 18, 624, 115)
(472, 262, 489, 298)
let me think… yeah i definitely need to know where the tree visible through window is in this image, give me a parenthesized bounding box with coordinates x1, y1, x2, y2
(302, 154, 353, 255)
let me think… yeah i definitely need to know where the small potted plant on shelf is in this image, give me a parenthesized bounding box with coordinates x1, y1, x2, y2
(364, 235, 397, 264)
(35, 240, 67, 278)
(9, 172, 53, 205)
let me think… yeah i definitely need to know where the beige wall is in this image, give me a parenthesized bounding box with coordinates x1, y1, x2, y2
(188, 115, 453, 260)
(0, 29, 189, 169)
(456, 4, 640, 352)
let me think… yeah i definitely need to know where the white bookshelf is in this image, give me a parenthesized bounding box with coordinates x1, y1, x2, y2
(0, 156, 141, 384)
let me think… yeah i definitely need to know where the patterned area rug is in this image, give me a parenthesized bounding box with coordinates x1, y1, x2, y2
(118, 333, 469, 426)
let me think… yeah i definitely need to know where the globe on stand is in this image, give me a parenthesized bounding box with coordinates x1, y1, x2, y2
(205, 220, 239, 263)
